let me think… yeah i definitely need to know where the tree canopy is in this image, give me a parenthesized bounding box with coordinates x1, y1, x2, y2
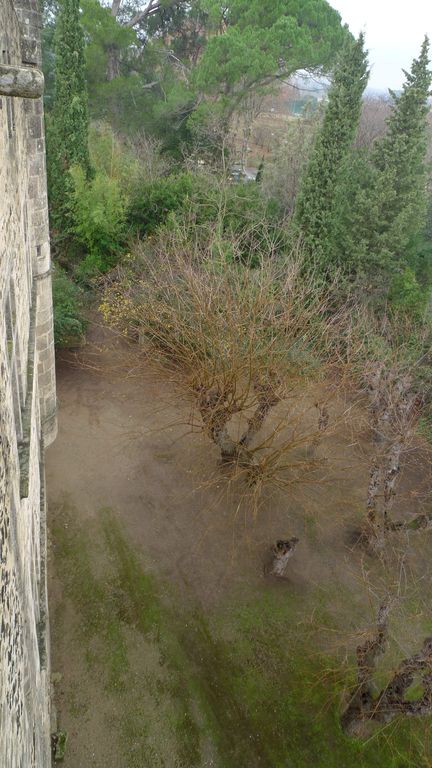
(194, 0, 348, 100)
(43, 0, 348, 146)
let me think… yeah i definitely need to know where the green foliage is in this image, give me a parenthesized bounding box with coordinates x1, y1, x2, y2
(68, 165, 127, 280)
(128, 170, 285, 263)
(41, 0, 58, 110)
(48, 0, 91, 230)
(194, 0, 348, 99)
(293, 33, 369, 267)
(52, 266, 87, 346)
(185, 98, 229, 159)
(388, 267, 429, 320)
(80, 0, 159, 134)
(43, 0, 347, 156)
(88, 123, 142, 197)
(327, 148, 382, 288)
(52, 0, 91, 170)
(77, 0, 191, 143)
(128, 172, 203, 235)
(372, 38, 432, 266)
(81, 0, 137, 85)
(196, 183, 286, 265)
(330, 38, 432, 300)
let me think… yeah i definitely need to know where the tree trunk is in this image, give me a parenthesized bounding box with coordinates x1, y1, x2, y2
(341, 602, 390, 735)
(382, 439, 402, 531)
(240, 380, 280, 448)
(106, 44, 121, 82)
(111, 0, 122, 17)
(366, 459, 383, 541)
(307, 402, 329, 457)
(342, 605, 432, 736)
(198, 387, 238, 459)
(267, 538, 299, 577)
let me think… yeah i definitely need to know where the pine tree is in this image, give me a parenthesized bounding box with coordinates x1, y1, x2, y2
(293, 33, 369, 267)
(48, 0, 91, 229)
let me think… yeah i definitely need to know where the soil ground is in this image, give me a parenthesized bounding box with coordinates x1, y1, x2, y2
(47, 321, 432, 768)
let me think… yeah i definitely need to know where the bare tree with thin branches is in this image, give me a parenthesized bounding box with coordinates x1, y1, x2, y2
(342, 601, 432, 736)
(100, 222, 346, 502)
(343, 312, 431, 548)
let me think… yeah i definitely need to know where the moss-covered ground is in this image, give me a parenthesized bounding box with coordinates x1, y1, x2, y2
(50, 502, 431, 768)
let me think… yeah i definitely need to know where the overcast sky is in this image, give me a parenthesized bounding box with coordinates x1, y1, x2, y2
(330, 0, 432, 92)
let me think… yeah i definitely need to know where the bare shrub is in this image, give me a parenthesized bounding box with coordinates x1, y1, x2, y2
(100, 225, 345, 500)
(125, 132, 173, 181)
(354, 96, 392, 150)
(260, 108, 322, 216)
(355, 96, 432, 162)
(230, 92, 266, 170)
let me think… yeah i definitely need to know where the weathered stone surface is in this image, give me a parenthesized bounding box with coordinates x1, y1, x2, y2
(1, 1, 56, 766)
(0, 63, 44, 98)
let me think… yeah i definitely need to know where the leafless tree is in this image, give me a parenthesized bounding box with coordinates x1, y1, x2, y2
(100, 221, 346, 501)
(363, 361, 420, 547)
(354, 96, 392, 150)
(109, 0, 174, 29)
(125, 132, 173, 180)
(260, 109, 322, 216)
(342, 602, 432, 736)
(231, 92, 266, 171)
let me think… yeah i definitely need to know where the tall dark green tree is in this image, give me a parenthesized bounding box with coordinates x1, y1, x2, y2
(293, 33, 369, 267)
(48, 0, 91, 229)
(330, 38, 432, 302)
(372, 37, 432, 274)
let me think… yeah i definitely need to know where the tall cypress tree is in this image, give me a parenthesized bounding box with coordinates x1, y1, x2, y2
(48, 0, 91, 229)
(372, 37, 432, 272)
(293, 33, 369, 267)
(330, 38, 432, 299)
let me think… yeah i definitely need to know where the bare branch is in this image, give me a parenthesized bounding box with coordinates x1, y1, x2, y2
(111, 0, 122, 17)
(128, 0, 163, 28)
(342, 603, 432, 735)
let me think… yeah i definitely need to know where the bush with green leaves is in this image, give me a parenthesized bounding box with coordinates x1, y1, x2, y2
(52, 266, 87, 347)
(128, 172, 204, 236)
(388, 266, 429, 320)
(129, 170, 285, 264)
(68, 164, 127, 280)
(88, 123, 142, 198)
(195, 182, 286, 266)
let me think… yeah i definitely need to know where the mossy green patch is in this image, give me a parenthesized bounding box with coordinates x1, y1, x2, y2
(51, 502, 431, 768)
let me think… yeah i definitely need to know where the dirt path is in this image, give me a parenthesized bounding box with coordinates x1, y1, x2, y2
(47, 322, 432, 768)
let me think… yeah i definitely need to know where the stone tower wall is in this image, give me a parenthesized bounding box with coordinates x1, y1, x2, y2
(13, 0, 57, 444)
(0, 0, 55, 764)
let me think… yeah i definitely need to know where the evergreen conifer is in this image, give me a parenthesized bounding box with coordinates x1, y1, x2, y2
(48, 0, 91, 229)
(330, 38, 432, 302)
(293, 33, 369, 267)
